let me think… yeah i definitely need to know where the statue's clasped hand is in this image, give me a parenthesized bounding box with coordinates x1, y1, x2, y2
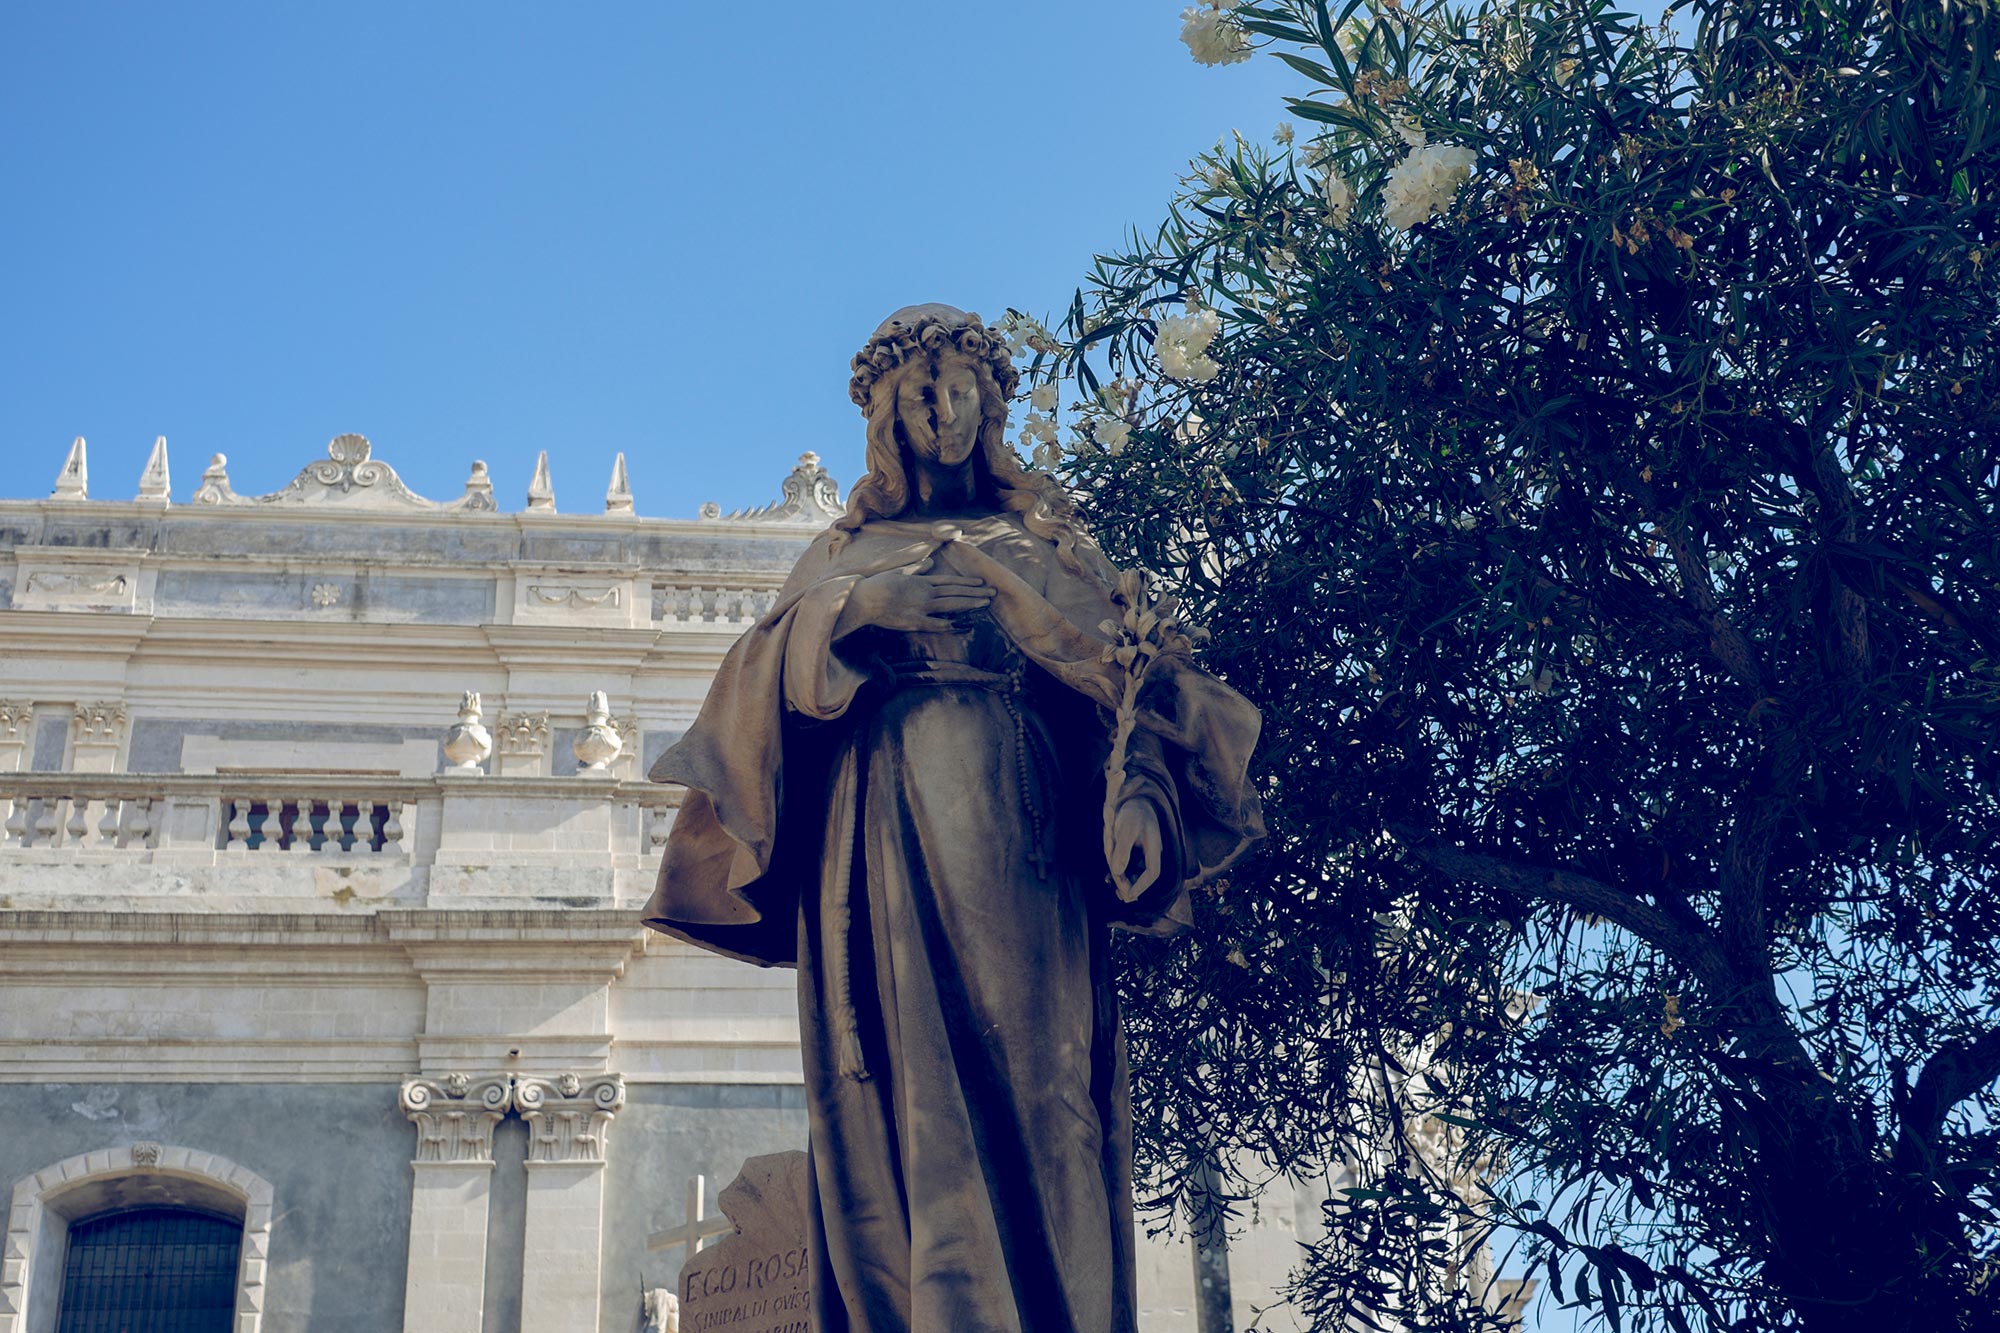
(1109, 796, 1164, 902)
(836, 557, 994, 637)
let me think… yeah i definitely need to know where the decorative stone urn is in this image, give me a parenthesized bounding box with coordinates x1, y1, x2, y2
(442, 691, 492, 772)
(572, 690, 623, 776)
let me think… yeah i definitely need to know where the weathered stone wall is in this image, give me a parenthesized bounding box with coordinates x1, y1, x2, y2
(0, 1082, 412, 1332)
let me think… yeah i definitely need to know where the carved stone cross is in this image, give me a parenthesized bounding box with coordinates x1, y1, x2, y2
(646, 1173, 736, 1273)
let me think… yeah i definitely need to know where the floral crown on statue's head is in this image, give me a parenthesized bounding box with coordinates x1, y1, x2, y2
(848, 304, 1020, 417)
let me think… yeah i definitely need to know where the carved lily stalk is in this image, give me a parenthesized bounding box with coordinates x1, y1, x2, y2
(1098, 568, 1201, 901)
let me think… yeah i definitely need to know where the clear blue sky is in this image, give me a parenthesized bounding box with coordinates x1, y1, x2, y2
(2, 1, 1298, 515)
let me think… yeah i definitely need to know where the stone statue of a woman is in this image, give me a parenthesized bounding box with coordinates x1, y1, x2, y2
(643, 304, 1264, 1332)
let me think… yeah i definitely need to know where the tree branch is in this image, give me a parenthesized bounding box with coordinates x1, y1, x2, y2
(1390, 831, 1735, 994)
(1901, 1026, 2000, 1165)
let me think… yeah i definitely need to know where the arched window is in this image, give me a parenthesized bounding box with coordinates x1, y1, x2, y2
(3, 1144, 273, 1333)
(55, 1206, 242, 1333)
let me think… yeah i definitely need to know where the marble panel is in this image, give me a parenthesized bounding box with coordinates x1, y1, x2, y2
(29, 714, 66, 771)
(153, 570, 496, 624)
(129, 719, 444, 774)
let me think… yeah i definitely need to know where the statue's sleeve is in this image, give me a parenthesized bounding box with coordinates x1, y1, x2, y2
(641, 533, 872, 967)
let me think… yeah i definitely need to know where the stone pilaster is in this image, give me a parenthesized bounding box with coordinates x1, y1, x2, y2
(67, 702, 126, 774)
(516, 1073, 625, 1332)
(492, 710, 551, 777)
(398, 1074, 511, 1333)
(0, 704, 31, 774)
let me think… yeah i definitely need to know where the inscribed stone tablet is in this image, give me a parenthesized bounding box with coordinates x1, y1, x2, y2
(679, 1150, 812, 1333)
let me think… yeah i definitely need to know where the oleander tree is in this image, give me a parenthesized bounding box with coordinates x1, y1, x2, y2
(1010, 0, 2000, 1327)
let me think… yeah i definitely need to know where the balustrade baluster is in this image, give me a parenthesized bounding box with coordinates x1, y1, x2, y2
(226, 798, 251, 851)
(291, 797, 315, 853)
(34, 799, 60, 848)
(64, 796, 90, 846)
(3, 798, 23, 848)
(381, 801, 405, 854)
(97, 798, 121, 847)
(647, 805, 672, 854)
(121, 797, 152, 850)
(255, 801, 283, 850)
(325, 796, 351, 851)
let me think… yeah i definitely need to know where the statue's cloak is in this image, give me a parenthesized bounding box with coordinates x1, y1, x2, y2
(641, 513, 1265, 967)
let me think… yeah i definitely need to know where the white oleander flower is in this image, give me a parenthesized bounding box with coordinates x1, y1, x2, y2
(1554, 58, 1581, 87)
(1382, 143, 1477, 230)
(1155, 307, 1223, 382)
(1335, 17, 1370, 62)
(1030, 382, 1059, 412)
(1273, 122, 1294, 145)
(1207, 162, 1232, 189)
(1181, 4, 1252, 66)
(1021, 411, 1058, 446)
(1393, 114, 1427, 148)
(1323, 169, 1354, 228)
(997, 310, 1054, 358)
(1264, 247, 1298, 275)
(1031, 439, 1064, 470)
(1094, 419, 1133, 455)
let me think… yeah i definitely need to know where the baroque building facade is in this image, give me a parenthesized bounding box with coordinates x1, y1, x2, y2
(0, 435, 1337, 1333)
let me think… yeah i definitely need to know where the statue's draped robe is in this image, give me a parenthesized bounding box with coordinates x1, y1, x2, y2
(644, 512, 1263, 1333)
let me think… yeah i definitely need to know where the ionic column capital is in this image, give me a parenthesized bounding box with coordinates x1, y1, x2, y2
(515, 1072, 625, 1164)
(399, 1074, 513, 1165)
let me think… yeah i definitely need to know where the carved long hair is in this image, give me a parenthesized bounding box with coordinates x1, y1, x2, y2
(838, 305, 1092, 576)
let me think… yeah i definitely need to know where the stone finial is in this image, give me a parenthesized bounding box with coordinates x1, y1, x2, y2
(136, 436, 172, 503)
(573, 690, 623, 776)
(461, 460, 496, 511)
(605, 452, 634, 515)
(191, 453, 245, 505)
(442, 690, 492, 772)
(53, 437, 88, 500)
(526, 451, 556, 512)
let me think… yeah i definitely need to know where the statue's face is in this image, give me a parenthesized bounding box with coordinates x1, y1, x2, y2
(896, 356, 983, 467)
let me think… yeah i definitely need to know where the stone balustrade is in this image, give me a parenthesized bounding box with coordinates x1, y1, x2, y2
(0, 772, 429, 859)
(0, 770, 681, 872)
(650, 579, 782, 627)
